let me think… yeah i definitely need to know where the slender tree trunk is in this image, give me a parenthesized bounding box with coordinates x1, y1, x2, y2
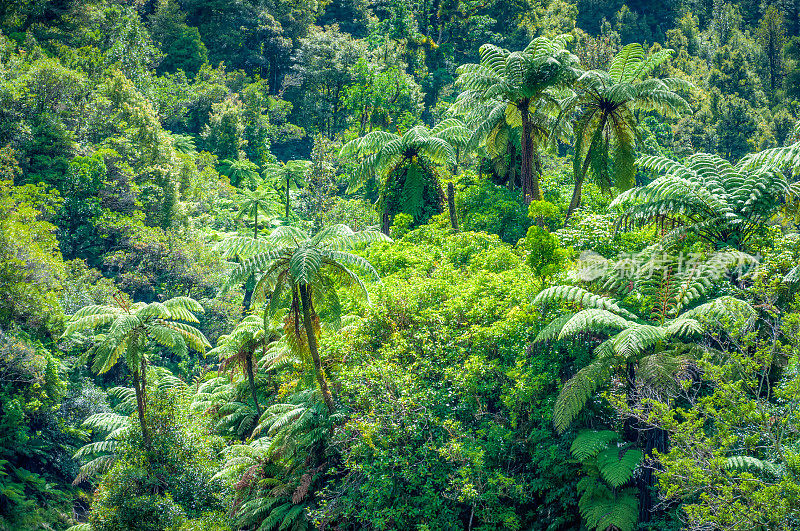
(242, 283, 253, 313)
(245, 351, 261, 418)
(133, 357, 152, 452)
(565, 155, 593, 225)
(447, 182, 459, 232)
(519, 99, 533, 203)
(298, 284, 335, 413)
(285, 174, 291, 219)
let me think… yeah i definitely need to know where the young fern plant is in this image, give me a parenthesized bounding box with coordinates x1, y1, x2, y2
(212, 389, 337, 531)
(219, 224, 389, 412)
(214, 437, 313, 531)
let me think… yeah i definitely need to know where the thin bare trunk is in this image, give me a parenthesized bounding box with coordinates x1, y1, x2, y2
(245, 352, 261, 418)
(519, 99, 533, 204)
(565, 155, 592, 225)
(447, 182, 459, 232)
(133, 358, 152, 452)
(253, 208, 258, 240)
(299, 284, 334, 413)
(285, 174, 291, 219)
(381, 209, 391, 236)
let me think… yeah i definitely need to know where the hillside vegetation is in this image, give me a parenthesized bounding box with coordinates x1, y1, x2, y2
(1, 0, 800, 529)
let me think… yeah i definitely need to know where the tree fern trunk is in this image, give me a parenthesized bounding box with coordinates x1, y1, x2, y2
(519, 99, 534, 204)
(565, 155, 592, 225)
(381, 209, 391, 236)
(133, 361, 152, 452)
(638, 427, 668, 523)
(532, 148, 543, 201)
(246, 350, 261, 418)
(242, 278, 253, 313)
(299, 284, 335, 413)
(447, 182, 459, 232)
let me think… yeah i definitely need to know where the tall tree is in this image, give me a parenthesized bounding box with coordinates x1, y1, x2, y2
(220, 225, 389, 412)
(757, 5, 786, 97)
(62, 296, 209, 450)
(454, 35, 579, 203)
(560, 43, 692, 222)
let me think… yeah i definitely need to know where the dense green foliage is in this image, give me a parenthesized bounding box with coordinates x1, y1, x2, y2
(1, 0, 800, 530)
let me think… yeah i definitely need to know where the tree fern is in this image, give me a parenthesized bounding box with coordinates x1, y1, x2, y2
(455, 35, 579, 203)
(558, 43, 693, 221)
(219, 225, 387, 412)
(543, 248, 755, 433)
(612, 152, 790, 249)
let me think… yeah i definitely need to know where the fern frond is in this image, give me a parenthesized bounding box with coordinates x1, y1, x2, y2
(535, 286, 637, 319)
(596, 446, 643, 487)
(571, 430, 619, 461)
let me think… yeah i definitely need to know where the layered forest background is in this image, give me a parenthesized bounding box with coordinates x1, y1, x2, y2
(2, 0, 800, 530)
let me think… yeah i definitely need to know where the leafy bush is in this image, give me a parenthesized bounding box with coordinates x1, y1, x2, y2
(457, 180, 531, 244)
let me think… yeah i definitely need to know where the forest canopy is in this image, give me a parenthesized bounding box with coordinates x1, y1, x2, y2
(1, 0, 800, 530)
